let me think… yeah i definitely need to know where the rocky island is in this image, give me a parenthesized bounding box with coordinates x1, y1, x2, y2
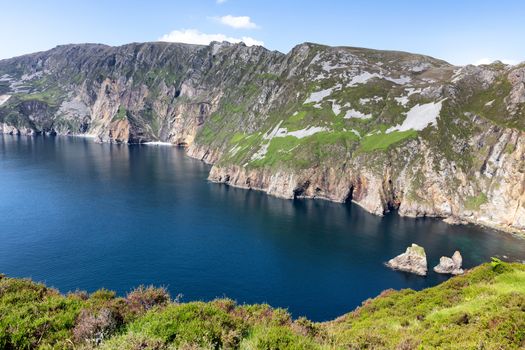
(386, 243, 428, 276)
(1, 41, 524, 235)
(434, 251, 465, 275)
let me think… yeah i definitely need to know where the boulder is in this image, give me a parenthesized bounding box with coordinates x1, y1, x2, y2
(386, 244, 427, 276)
(434, 251, 464, 275)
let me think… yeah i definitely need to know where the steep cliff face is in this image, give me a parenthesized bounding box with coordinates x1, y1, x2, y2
(0, 42, 285, 143)
(1, 42, 524, 233)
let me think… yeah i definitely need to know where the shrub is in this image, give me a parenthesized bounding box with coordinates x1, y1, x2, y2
(68, 289, 89, 301)
(126, 286, 170, 314)
(127, 302, 246, 348)
(395, 337, 421, 350)
(252, 326, 319, 350)
(490, 257, 512, 274)
(292, 317, 321, 338)
(73, 308, 122, 345)
(211, 298, 237, 313)
(100, 333, 168, 350)
(491, 257, 503, 269)
(0, 278, 82, 349)
(90, 289, 116, 301)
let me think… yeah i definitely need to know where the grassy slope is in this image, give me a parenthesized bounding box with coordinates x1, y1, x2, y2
(0, 261, 524, 349)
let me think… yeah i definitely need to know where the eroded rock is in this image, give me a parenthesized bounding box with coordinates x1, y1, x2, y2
(386, 244, 427, 276)
(434, 251, 464, 275)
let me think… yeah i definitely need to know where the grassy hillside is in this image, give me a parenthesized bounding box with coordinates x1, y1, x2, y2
(1, 260, 524, 349)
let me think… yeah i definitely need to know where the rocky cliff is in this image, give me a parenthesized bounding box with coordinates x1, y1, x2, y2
(1, 41, 524, 233)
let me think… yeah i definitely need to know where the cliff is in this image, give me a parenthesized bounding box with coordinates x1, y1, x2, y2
(1, 41, 524, 233)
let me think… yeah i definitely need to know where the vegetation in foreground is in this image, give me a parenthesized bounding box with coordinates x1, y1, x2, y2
(0, 260, 524, 349)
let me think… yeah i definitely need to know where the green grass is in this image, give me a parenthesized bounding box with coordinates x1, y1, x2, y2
(464, 193, 488, 211)
(248, 130, 359, 169)
(285, 111, 307, 125)
(359, 129, 417, 152)
(16, 89, 63, 108)
(326, 262, 525, 349)
(408, 244, 426, 257)
(1, 262, 524, 349)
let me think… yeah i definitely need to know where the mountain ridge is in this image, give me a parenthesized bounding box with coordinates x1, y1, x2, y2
(1, 41, 524, 234)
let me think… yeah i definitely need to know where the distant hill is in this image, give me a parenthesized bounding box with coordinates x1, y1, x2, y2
(1, 41, 525, 233)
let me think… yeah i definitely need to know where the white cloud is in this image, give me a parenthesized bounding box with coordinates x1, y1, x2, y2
(216, 0, 226, 3)
(158, 29, 264, 47)
(216, 15, 258, 29)
(474, 58, 519, 66)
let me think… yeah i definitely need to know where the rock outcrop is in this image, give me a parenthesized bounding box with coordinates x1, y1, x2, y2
(433, 251, 464, 275)
(1, 42, 525, 234)
(386, 244, 428, 276)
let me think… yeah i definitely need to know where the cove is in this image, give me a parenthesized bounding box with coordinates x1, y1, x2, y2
(1, 134, 524, 321)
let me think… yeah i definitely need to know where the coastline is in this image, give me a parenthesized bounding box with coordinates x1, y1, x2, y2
(2, 131, 524, 238)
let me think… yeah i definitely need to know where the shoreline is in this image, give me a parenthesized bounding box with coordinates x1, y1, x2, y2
(2, 131, 524, 238)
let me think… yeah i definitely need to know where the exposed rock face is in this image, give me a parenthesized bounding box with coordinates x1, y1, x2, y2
(452, 251, 462, 266)
(1, 122, 35, 135)
(386, 244, 428, 276)
(434, 251, 464, 275)
(1, 42, 525, 234)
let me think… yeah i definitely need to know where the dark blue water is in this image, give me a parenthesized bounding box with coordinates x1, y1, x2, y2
(1, 135, 524, 321)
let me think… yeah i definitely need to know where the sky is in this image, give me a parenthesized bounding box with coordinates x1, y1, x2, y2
(1, 0, 524, 65)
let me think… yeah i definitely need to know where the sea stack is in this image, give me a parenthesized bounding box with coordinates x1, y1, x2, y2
(434, 251, 464, 275)
(386, 244, 428, 276)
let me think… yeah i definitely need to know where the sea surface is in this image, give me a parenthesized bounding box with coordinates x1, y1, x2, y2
(1, 134, 524, 321)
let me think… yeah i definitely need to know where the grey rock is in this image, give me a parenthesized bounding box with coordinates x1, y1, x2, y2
(452, 251, 463, 267)
(386, 244, 427, 276)
(434, 251, 464, 275)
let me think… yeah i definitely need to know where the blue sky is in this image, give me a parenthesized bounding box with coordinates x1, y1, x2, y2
(1, 0, 524, 65)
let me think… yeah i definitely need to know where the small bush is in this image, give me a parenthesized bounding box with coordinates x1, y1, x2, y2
(126, 286, 170, 314)
(211, 298, 237, 313)
(90, 289, 116, 301)
(292, 317, 320, 338)
(100, 333, 168, 350)
(68, 289, 89, 301)
(127, 302, 246, 348)
(73, 308, 122, 345)
(253, 326, 318, 350)
(491, 257, 503, 269)
(396, 337, 421, 350)
(490, 257, 512, 274)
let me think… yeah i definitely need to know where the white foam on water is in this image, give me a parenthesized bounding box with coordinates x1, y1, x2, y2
(143, 141, 174, 146)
